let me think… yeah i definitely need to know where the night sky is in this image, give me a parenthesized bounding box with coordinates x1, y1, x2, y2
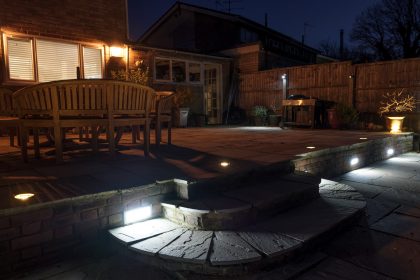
(127, 0, 379, 49)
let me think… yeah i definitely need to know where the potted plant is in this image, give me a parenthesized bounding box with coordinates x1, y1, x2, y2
(378, 89, 416, 133)
(251, 105, 268, 126)
(174, 87, 194, 127)
(268, 103, 282, 126)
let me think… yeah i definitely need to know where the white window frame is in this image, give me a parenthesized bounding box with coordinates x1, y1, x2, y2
(153, 57, 205, 85)
(2, 32, 104, 84)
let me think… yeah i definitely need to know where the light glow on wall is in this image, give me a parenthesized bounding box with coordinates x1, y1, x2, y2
(124, 205, 152, 225)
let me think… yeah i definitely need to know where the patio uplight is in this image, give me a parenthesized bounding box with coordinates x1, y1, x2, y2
(387, 148, 394, 156)
(110, 46, 124, 57)
(124, 205, 152, 225)
(14, 193, 35, 201)
(220, 161, 230, 167)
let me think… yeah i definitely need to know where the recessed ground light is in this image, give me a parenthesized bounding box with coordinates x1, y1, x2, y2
(359, 137, 368, 140)
(124, 205, 152, 225)
(14, 193, 35, 201)
(350, 157, 359, 166)
(306, 146, 316, 149)
(387, 148, 395, 156)
(220, 161, 230, 167)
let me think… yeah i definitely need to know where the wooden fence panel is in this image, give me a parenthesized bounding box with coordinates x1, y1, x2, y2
(238, 58, 420, 114)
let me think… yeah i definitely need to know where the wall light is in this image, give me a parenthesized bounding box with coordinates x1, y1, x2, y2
(306, 146, 316, 149)
(359, 137, 368, 140)
(124, 205, 152, 225)
(350, 157, 359, 166)
(14, 193, 35, 201)
(387, 148, 394, 156)
(110, 46, 124, 58)
(281, 74, 287, 79)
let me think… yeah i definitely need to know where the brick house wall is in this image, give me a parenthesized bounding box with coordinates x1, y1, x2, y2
(0, 0, 128, 86)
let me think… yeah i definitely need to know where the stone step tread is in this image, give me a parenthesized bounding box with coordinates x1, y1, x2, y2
(130, 228, 187, 256)
(109, 191, 365, 267)
(210, 231, 261, 266)
(222, 180, 318, 209)
(238, 231, 302, 258)
(108, 218, 180, 245)
(158, 230, 213, 264)
(244, 197, 366, 242)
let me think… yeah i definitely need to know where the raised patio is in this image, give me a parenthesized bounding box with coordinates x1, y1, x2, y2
(0, 127, 413, 211)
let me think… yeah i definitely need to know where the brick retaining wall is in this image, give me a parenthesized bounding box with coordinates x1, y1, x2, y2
(293, 133, 414, 178)
(0, 180, 177, 276)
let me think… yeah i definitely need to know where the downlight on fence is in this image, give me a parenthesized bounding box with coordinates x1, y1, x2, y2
(350, 157, 359, 166)
(124, 205, 152, 225)
(387, 148, 395, 156)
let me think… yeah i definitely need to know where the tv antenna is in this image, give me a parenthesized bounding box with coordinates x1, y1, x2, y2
(213, 0, 243, 13)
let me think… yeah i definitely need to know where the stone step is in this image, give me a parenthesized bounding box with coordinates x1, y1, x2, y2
(108, 183, 366, 276)
(162, 174, 320, 230)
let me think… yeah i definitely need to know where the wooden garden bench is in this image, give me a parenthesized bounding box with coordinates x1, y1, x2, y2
(0, 87, 19, 147)
(13, 80, 155, 162)
(152, 91, 176, 147)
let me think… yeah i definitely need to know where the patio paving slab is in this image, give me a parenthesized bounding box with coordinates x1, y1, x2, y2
(324, 227, 420, 280)
(130, 228, 187, 256)
(371, 213, 420, 242)
(296, 257, 395, 280)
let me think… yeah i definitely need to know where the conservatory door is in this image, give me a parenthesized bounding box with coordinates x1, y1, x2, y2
(204, 64, 222, 124)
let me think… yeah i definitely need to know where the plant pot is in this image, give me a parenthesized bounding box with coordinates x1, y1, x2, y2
(268, 115, 281, 126)
(386, 116, 405, 133)
(179, 107, 190, 127)
(254, 116, 265, 126)
(327, 108, 340, 129)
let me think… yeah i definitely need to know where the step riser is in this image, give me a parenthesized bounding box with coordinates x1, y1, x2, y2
(162, 188, 319, 230)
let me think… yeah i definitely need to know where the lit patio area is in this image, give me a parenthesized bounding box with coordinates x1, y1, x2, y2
(0, 127, 403, 210)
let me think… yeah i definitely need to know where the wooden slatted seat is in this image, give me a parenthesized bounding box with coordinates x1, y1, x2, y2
(0, 87, 19, 146)
(108, 81, 155, 156)
(13, 80, 156, 162)
(152, 92, 176, 147)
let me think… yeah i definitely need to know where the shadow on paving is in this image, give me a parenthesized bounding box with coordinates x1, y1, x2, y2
(0, 144, 262, 210)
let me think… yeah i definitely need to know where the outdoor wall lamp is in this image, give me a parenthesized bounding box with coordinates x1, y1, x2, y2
(281, 74, 287, 79)
(110, 46, 124, 57)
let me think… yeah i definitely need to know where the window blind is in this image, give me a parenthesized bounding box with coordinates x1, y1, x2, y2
(83, 47, 103, 79)
(36, 39, 79, 82)
(7, 38, 34, 80)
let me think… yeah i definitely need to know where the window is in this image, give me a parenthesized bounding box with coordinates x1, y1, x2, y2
(4, 35, 103, 83)
(240, 28, 258, 43)
(36, 40, 79, 82)
(83, 47, 103, 79)
(155, 59, 170, 80)
(172, 60, 186, 82)
(188, 63, 201, 83)
(154, 58, 203, 84)
(7, 38, 34, 81)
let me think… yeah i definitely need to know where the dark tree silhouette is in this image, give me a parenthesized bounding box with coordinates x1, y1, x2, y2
(351, 0, 419, 61)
